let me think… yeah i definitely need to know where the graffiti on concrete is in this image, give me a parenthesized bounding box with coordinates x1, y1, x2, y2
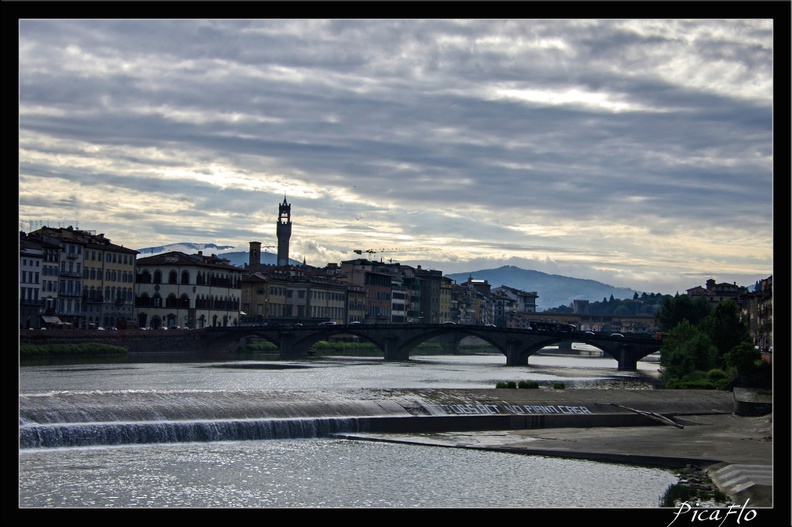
(439, 402, 593, 415)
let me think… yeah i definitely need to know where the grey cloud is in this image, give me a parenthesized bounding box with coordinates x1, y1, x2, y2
(18, 18, 775, 294)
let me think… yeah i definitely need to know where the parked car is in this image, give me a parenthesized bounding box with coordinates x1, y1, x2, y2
(319, 321, 337, 326)
(349, 321, 362, 325)
(610, 333, 624, 338)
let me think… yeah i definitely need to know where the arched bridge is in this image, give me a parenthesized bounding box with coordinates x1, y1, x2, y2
(201, 324, 662, 371)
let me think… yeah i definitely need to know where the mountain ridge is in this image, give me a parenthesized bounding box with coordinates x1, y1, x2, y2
(446, 265, 642, 310)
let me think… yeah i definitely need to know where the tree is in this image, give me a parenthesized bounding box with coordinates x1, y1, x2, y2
(656, 294, 711, 331)
(640, 303, 659, 315)
(699, 300, 750, 367)
(659, 320, 718, 382)
(613, 305, 631, 316)
(725, 341, 761, 375)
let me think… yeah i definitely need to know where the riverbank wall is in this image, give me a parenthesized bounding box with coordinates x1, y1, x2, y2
(19, 328, 204, 352)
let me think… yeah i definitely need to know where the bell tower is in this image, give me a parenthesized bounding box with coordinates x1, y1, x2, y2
(276, 196, 292, 266)
(248, 241, 261, 272)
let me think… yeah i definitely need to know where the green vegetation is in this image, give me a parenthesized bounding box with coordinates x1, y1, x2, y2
(545, 291, 671, 317)
(552, 382, 566, 389)
(657, 295, 711, 331)
(659, 481, 732, 508)
(662, 370, 732, 390)
(496, 381, 518, 389)
(20, 342, 128, 358)
(657, 464, 733, 508)
(656, 298, 770, 390)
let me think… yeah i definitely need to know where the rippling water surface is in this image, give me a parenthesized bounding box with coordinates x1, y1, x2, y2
(19, 439, 676, 508)
(19, 349, 673, 509)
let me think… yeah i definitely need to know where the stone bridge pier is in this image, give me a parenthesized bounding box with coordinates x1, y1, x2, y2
(382, 334, 409, 361)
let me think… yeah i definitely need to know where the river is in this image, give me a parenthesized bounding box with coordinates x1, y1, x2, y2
(19, 346, 678, 510)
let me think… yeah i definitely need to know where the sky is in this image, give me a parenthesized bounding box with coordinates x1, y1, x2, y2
(17, 17, 778, 296)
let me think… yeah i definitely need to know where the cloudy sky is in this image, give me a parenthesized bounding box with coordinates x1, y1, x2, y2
(18, 18, 776, 295)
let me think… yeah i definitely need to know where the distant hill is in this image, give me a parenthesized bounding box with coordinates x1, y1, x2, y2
(446, 265, 642, 311)
(136, 242, 238, 257)
(135, 243, 301, 267)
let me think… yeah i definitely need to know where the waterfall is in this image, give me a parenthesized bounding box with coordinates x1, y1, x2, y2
(18, 390, 423, 449)
(20, 416, 369, 449)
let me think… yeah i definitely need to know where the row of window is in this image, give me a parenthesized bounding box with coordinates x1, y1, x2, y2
(368, 291, 392, 301)
(137, 292, 240, 310)
(137, 269, 241, 288)
(59, 279, 81, 296)
(85, 250, 134, 265)
(369, 306, 391, 317)
(309, 306, 344, 319)
(84, 287, 135, 302)
(24, 244, 133, 266)
(84, 267, 135, 283)
(20, 271, 40, 284)
(20, 287, 40, 302)
(58, 297, 81, 315)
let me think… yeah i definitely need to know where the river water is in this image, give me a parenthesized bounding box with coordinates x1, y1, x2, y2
(19, 346, 678, 509)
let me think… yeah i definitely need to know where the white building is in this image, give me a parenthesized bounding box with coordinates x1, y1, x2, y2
(20, 234, 44, 329)
(135, 251, 243, 329)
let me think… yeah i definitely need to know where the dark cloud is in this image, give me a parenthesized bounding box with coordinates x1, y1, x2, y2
(18, 19, 775, 294)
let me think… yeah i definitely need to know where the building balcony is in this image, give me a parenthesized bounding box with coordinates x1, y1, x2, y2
(59, 291, 82, 298)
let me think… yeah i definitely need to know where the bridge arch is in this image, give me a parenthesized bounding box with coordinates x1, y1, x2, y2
(287, 328, 383, 356)
(200, 325, 661, 370)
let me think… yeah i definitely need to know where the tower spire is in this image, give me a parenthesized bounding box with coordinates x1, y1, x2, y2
(276, 197, 292, 266)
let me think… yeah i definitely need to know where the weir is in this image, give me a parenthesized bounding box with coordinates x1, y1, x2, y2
(20, 417, 369, 449)
(19, 389, 732, 450)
